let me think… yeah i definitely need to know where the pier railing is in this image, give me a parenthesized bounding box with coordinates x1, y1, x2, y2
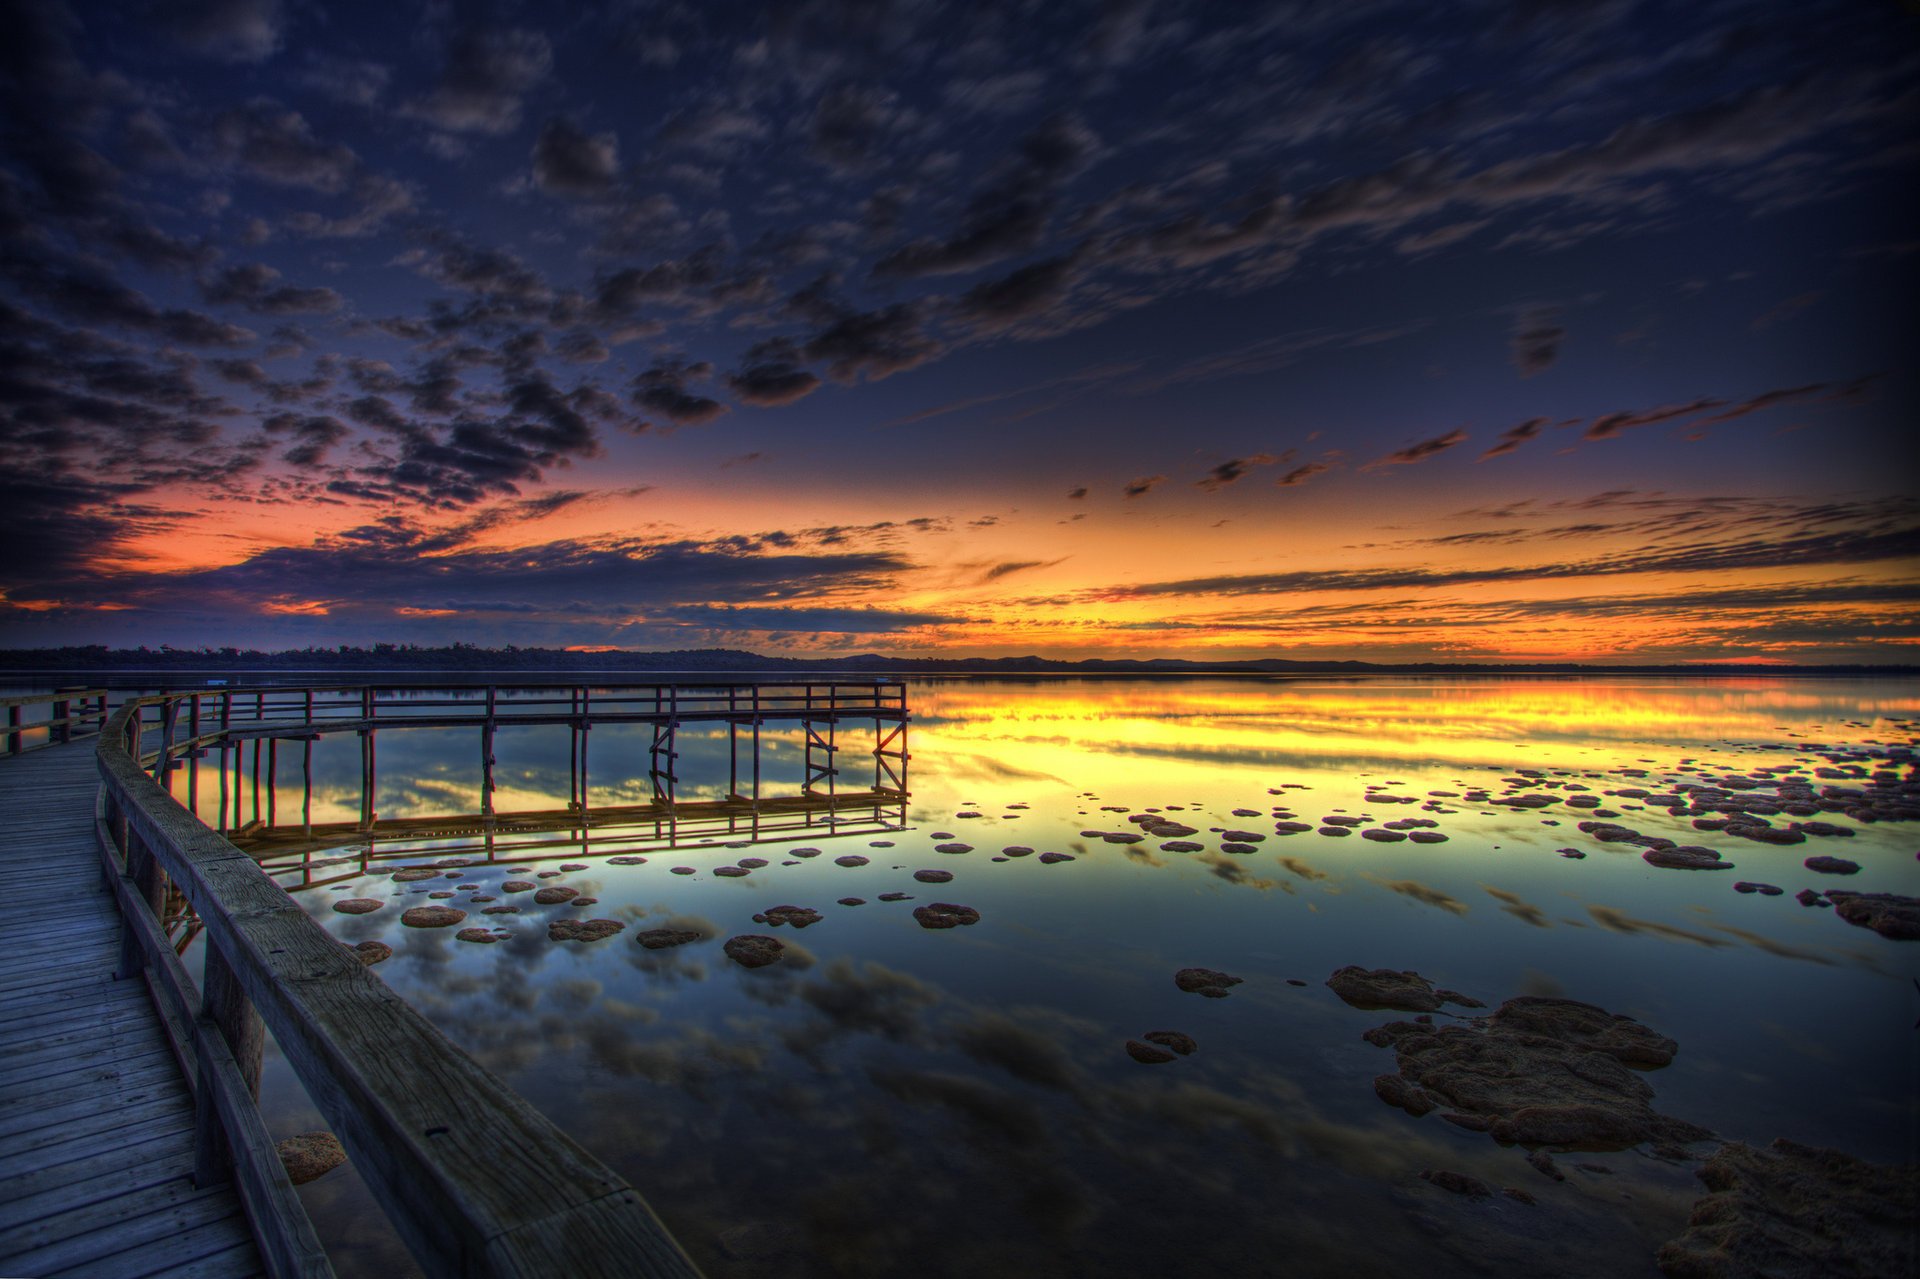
(97, 686, 730, 1278)
(2, 689, 109, 755)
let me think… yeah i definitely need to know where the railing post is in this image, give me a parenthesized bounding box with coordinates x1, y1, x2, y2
(195, 944, 266, 1188)
(116, 826, 167, 979)
(52, 697, 69, 745)
(8, 703, 20, 755)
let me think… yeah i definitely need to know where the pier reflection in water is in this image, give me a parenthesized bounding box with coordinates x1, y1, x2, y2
(164, 677, 1917, 1278)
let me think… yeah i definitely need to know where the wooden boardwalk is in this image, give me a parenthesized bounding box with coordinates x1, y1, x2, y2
(0, 741, 264, 1278)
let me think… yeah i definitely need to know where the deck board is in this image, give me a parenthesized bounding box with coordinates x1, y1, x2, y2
(0, 742, 266, 1278)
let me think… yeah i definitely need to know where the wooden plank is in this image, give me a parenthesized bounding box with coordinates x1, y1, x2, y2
(0, 1183, 243, 1275)
(0, 1124, 193, 1204)
(0, 1064, 180, 1141)
(0, 1157, 204, 1235)
(125, 1237, 267, 1279)
(0, 1044, 178, 1099)
(0, 1094, 192, 1161)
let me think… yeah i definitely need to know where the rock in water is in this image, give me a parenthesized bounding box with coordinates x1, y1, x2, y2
(1802, 855, 1861, 875)
(400, 906, 466, 928)
(759, 905, 823, 928)
(1143, 1030, 1197, 1056)
(1821, 891, 1920, 940)
(1125, 1039, 1177, 1064)
(1421, 1170, 1492, 1198)
(277, 1131, 347, 1185)
(1364, 996, 1710, 1149)
(1655, 1139, 1918, 1278)
(913, 869, 953, 883)
(1174, 967, 1242, 998)
(549, 918, 625, 942)
(636, 928, 702, 950)
(350, 940, 391, 966)
(332, 898, 384, 914)
(912, 902, 981, 929)
(723, 934, 785, 968)
(1326, 966, 1484, 1012)
(1643, 846, 1735, 871)
(532, 886, 579, 904)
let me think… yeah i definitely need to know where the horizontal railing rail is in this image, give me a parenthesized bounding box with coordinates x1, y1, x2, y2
(97, 694, 706, 1279)
(2, 689, 110, 755)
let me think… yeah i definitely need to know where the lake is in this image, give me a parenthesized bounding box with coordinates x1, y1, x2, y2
(159, 675, 1920, 1276)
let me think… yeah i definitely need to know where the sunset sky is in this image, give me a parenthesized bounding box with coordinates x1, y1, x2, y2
(2, 0, 1915, 662)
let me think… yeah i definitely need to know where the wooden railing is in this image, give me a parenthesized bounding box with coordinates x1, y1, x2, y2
(2, 689, 109, 754)
(97, 693, 706, 1279)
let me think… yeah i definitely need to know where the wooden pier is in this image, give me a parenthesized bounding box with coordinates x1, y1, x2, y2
(1, 680, 910, 1276)
(0, 739, 266, 1277)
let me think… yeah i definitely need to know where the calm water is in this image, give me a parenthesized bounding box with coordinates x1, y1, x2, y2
(167, 676, 1919, 1276)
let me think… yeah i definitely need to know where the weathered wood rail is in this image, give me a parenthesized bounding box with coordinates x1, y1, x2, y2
(2, 689, 109, 755)
(95, 687, 716, 1278)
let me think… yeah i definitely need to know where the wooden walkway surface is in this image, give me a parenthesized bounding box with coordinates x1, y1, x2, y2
(0, 741, 264, 1278)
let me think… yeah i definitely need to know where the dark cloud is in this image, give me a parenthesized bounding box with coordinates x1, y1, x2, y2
(632, 361, 727, 428)
(1102, 523, 1920, 600)
(1509, 306, 1564, 377)
(810, 85, 908, 169)
(1067, 486, 1088, 499)
(873, 114, 1098, 279)
(1362, 428, 1468, 469)
(1478, 416, 1550, 460)
(532, 117, 620, 196)
(403, 26, 552, 136)
(166, 0, 285, 63)
(1275, 461, 1333, 487)
(726, 340, 822, 407)
(3, 250, 254, 346)
(213, 100, 359, 193)
(801, 300, 939, 383)
(200, 262, 344, 315)
(952, 254, 1080, 329)
(1122, 475, 1165, 498)
(1197, 453, 1279, 490)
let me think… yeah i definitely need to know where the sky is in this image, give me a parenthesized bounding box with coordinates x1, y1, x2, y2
(1, 0, 1915, 663)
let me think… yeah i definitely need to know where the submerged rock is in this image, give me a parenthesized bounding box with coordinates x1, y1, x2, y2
(1821, 891, 1920, 940)
(913, 869, 953, 883)
(1421, 1170, 1492, 1198)
(757, 905, 823, 928)
(1803, 855, 1861, 875)
(608, 855, 647, 865)
(501, 881, 536, 893)
(332, 898, 384, 915)
(1001, 846, 1034, 857)
(834, 855, 870, 868)
(1655, 1139, 1918, 1278)
(1363, 996, 1709, 1149)
(1732, 881, 1785, 896)
(277, 1132, 347, 1185)
(390, 867, 441, 882)
(912, 902, 980, 929)
(1037, 852, 1075, 864)
(713, 866, 751, 878)
(670, 866, 696, 876)
(1143, 1030, 1197, 1056)
(350, 940, 391, 966)
(400, 906, 466, 928)
(1326, 966, 1482, 1013)
(1408, 831, 1450, 844)
(877, 891, 915, 902)
(636, 928, 702, 950)
(455, 927, 501, 944)
(533, 886, 580, 904)
(1174, 967, 1243, 998)
(480, 905, 520, 915)
(549, 918, 625, 943)
(1125, 1039, 1177, 1064)
(723, 934, 785, 968)
(1643, 846, 1735, 871)
(836, 897, 866, 907)
(1795, 889, 1830, 908)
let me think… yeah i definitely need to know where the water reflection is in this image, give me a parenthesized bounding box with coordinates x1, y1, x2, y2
(200, 676, 1914, 1277)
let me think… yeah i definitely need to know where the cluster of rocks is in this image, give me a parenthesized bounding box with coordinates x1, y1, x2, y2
(1125, 1030, 1197, 1064)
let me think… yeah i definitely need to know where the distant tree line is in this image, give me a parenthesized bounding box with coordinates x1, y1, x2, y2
(0, 643, 1910, 677)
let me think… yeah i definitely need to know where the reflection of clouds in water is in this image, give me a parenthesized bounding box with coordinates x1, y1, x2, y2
(1588, 905, 1845, 969)
(1196, 851, 1285, 891)
(1483, 885, 1551, 928)
(1277, 855, 1328, 881)
(1363, 874, 1470, 916)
